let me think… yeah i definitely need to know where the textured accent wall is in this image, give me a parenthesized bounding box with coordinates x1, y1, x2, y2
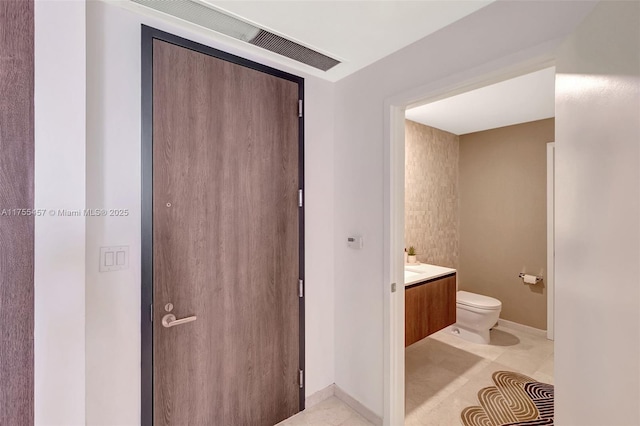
(459, 118, 553, 330)
(405, 120, 459, 268)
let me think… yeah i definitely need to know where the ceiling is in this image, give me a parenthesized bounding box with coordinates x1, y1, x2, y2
(405, 67, 556, 135)
(140, 0, 495, 81)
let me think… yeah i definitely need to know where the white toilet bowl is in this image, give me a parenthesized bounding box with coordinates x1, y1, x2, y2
(451, 290, 502, 344)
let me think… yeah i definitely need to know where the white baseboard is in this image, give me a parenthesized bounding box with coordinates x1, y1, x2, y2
(334, 385, 383, 426)
(497, 318, 547, 337)
(305, 384, 335, 409)
(304, 384, 382, 426)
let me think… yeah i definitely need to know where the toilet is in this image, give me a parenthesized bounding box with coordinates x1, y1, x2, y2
(451, 290, 502, 344)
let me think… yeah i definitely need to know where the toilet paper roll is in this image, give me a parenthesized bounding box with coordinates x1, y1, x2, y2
(523, 274, 538, 284)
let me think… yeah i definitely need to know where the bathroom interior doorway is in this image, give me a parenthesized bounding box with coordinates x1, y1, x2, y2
(383, 59, 557, 425)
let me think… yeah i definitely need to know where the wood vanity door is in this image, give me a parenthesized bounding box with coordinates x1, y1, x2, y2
(405, 274, 457, 347)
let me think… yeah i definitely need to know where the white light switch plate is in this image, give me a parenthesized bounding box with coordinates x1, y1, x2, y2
(100, 246, 129, 272)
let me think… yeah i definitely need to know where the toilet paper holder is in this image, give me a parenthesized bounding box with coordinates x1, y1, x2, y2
(518, 273, 543, 284)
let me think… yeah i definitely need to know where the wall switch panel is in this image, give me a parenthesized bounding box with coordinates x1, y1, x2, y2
(100, 246, 129, 272)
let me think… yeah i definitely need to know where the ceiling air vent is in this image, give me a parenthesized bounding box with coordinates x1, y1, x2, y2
(249, 30, 340, 72)
(131, 0, 341, 71)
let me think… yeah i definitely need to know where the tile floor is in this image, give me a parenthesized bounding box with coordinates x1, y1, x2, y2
(405, 324, 554, 426)
(278, 396, 373, 426)
(280, 323, 553, 426)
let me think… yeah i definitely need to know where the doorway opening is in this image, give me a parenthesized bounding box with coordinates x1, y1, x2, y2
(383, 61, 556, 425)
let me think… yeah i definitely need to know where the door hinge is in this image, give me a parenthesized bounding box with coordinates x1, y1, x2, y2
(298, 99, 303, 118)
(150, 303, 153, 322)
(298, 189, 303, 207)
(391, 283, 396, 293)
(299, 369, 304, 388)
(299, 279, 304, 298)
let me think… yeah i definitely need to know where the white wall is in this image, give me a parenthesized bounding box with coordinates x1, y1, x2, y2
(85, 2, 335, 424)
(85, 4, 141, 423)
(34, 1, 86, 424)
(303, 77, 336, 400)
(555, 2, 640, 424)
(332, 1, 596, 417)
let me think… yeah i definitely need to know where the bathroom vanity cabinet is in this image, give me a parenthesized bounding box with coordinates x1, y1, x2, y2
(405, 273, 456, 347)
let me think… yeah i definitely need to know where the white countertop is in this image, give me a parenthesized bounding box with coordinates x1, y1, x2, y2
(404, 263, 456, 286)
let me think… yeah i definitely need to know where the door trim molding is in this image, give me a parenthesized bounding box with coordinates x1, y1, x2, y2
(546, 142, 555, 341)
(141, 25, 305, 426)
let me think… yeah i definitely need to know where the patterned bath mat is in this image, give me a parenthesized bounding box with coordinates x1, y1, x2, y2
(461, 371, 554, 426)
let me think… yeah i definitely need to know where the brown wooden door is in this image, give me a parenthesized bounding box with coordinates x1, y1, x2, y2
(152, 39, 301, 425)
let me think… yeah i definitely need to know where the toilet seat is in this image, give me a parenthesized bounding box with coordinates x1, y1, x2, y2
(457, 290, 501, 310)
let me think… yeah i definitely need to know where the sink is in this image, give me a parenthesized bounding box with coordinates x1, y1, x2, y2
(404, 270, 421, 280)
(404, 263, 457, 286)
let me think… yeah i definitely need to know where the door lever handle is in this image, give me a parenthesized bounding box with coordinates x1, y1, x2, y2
(161, 313, 197, 328)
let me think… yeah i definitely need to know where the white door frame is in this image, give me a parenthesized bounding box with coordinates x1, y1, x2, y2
(547, 142, 555, 340)
(382, 48, 556, 425)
